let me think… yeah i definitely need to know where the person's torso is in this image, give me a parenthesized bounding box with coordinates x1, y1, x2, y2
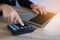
(0, 0, 16, 6)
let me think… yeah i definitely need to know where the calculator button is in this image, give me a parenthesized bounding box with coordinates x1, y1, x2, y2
(21, 27, 24, 29)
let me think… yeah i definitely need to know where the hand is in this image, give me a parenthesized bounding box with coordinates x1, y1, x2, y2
(1, 4, 24, 26)
(30, 4, 47, 15)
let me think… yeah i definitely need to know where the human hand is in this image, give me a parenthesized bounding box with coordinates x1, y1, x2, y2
(1, 4, 24, 26)
(31, 4, 47, 15)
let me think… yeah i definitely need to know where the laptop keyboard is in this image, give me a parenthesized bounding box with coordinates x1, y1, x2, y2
(29, 12, 56, 25)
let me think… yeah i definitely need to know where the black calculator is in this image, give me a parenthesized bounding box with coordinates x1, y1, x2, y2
(7, 23, 36, 35)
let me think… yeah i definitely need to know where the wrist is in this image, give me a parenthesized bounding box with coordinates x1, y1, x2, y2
(30, 4, 36, 9)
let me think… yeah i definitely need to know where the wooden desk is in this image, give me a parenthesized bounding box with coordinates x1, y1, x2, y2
(0, 7, 60, 40)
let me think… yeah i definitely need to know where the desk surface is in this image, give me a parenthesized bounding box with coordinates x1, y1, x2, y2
(0, 7, 60, 40)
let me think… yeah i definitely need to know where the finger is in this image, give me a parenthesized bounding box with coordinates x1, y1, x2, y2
(17, 17, 24, 26)
(10, 14, 14, 23)
(33, 9, 39, 14)
(13, 17, 17, 23)
(42, 8, 47, 15)
(4, 14, 10, 21)
(3, 14, 8, 20)
(4, 16, 8, 21)
(8, 15, 11, 22)
(38, 8, 43, 15)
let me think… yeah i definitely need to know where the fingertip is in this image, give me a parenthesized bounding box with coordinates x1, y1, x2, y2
(44, 11, 47, 15)
(19, 21, 24, 26)
(40, 12, 43, 15)
(18, 19, 24, 26)
(21, 23, 24, 26)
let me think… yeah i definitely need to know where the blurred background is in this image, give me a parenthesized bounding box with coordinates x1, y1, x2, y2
(16, 0, 60, 13)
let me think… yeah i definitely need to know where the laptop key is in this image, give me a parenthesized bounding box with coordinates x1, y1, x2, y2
(29, 12, 56, 25)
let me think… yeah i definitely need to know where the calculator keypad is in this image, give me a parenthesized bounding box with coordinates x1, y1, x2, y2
(7, 23, 36, 35)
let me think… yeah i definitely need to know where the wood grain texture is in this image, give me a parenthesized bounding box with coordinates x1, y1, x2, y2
(0, 6, 60, 40)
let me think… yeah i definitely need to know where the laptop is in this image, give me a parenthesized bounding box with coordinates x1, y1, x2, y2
(20, 11, 56, 28)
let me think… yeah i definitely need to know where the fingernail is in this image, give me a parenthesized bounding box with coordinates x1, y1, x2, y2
(21, 24, 24, 26)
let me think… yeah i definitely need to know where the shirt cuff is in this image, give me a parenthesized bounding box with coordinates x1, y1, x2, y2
(26, 1, 33, 9)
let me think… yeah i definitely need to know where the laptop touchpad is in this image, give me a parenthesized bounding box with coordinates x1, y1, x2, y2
(20, 11, 35, 21)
